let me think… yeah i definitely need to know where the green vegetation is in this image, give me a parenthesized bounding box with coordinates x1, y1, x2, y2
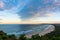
(0, 25, 60, 40)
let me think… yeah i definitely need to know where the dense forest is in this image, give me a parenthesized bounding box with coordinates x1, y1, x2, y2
(0, 24, 60, 40)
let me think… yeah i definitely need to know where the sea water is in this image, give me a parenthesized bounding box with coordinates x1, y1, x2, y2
(0, 24, 51, 36)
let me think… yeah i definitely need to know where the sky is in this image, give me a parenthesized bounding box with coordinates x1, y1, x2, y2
(0, 0, 60, 24)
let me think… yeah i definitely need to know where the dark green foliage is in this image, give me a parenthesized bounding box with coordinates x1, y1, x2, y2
(31, 34, 41, 40)
(18, 34, 27, 40)
(0, 31, 8, 40)
(7, 34, 17, 40)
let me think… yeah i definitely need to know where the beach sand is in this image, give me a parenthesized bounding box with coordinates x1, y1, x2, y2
(26, 25, 55, 38)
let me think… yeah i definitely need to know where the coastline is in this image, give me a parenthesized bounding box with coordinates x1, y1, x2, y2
(26, 25, 55, 38)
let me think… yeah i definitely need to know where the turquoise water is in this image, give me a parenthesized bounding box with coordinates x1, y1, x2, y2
(0, 24, 51, 36)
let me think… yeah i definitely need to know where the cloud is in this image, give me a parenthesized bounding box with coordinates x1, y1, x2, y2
(0, 10, 21, 23)
(0, 1, 4, 8)
(17, 0, 60, 21)
(45, 13, 53, 16)
(0, 0, 60, 23)
(0, 1, 4, 11)
(17, 0, 55, 20)
(2, 0, 59, 21)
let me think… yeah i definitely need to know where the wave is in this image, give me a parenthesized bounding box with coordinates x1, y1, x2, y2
(0, 24, 55, 36)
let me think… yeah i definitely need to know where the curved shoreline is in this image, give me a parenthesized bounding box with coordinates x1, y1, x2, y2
(26, 25, 55, 38)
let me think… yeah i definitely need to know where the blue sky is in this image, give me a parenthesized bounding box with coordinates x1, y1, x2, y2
(0, 0, 60, 24)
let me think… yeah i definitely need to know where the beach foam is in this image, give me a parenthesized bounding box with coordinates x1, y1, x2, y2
(26, 25, 55, 38)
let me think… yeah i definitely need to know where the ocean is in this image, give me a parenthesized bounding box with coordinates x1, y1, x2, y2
(0, 24, 52, 36)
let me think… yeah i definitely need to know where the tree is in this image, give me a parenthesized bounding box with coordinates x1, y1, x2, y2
(7, 34, 17, 40)
(18, 34, 27, 40)
(31, 34, 41, 40)
(0, 31, 7, 40)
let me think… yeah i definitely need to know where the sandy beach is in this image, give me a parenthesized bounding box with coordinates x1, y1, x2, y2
(26, 25, 55, 38)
